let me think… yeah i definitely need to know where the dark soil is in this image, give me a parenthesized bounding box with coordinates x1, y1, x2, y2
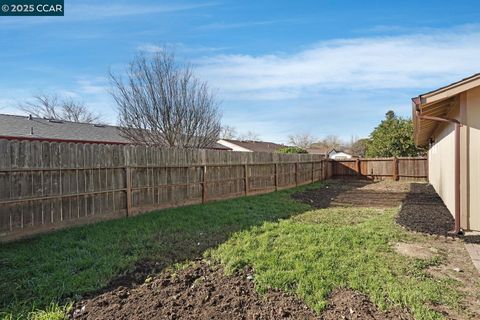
(292, 180, 408, 209)
(321, 288, 413, 320)
(70, 260, 318, 320)
(396, 183, 455, 236)
(70, 261, 413, 320)
(293, 180, 456, 236)
(100, 260, 165, 293)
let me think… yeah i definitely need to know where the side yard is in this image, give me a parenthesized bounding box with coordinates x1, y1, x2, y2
(1, 180, 479, 319)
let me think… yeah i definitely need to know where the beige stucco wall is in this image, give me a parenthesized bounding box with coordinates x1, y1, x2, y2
(428, 86, 480, 231)
(466, 86, 480, 230)
(428, 121, 456, 218)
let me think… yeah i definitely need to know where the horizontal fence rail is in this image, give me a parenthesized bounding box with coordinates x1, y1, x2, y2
(332, 157, 428, 181)
(0, 139, 332, 241)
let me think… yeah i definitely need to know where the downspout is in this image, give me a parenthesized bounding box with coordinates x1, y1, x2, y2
(415, 109, 463, 235)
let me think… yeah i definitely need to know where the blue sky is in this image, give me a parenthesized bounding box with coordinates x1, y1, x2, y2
(1, 0, 480, 143)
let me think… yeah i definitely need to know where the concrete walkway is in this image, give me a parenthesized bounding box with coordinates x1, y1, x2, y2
(464, 231, 480, 273)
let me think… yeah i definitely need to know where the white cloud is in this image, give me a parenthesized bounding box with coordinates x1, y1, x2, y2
(77, 78, 109, 95)
(68, 2, 217, 19)
(137, 43, 230, 54)
(198, 19, 298, 30)
(196, 25, 480, 100)
(0, 98, 22, 115)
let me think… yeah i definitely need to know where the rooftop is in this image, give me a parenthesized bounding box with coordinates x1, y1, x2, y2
(219, 139, 286, 153)
(412, 73, 480, 146)
(0, 114, 230, 150)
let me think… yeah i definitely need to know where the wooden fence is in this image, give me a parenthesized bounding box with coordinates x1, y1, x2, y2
(0, 139, 331, 241)
(331, 157, 428, 181)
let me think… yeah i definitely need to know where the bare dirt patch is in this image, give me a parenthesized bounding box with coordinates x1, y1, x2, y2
(394, 242, 437, 259)
(71, 260, 319, 320)
(70, 260, 414, 320)
(292, 179, 409, 209)
(422, 237, 480, 319)
(321, 288, 413, 320)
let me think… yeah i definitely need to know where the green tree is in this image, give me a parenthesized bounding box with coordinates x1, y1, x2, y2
(277, 146, 307, 154)
(365, 110, 420, 157)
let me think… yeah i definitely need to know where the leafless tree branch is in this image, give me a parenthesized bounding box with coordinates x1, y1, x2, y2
(220, 125, 237, 139)
(19, 94, 101, 123)
(109, 49, 222, 148)
(288, 132, 316, 149)
(237, 131, 261, 141)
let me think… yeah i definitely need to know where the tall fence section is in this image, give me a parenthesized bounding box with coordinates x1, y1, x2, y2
(0, 139, 331, 241)
(332, 157, 428, 181)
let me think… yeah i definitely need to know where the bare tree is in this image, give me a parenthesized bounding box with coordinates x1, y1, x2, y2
(220, 125, 237, 139)
(61, 98, 101, 123)
(110, 50, 222, 148)
(237, 131, 261, 141)
(311, 135, 345, 151)
(19, 94, 101, 123)
(288, 132, 316, 149)
(350, 138, 369, 157)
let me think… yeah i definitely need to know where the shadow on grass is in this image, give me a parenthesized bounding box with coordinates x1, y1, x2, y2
(0, 182, 319, 316)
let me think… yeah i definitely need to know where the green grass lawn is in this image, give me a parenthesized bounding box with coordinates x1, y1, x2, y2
(0, 181, 464, 319)
(209, 206, 461, 319)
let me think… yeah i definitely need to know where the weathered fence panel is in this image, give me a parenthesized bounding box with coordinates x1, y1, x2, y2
(0, 139, 331, 241)
(397, 157, 428, 181)
(332, 157, 427, 181)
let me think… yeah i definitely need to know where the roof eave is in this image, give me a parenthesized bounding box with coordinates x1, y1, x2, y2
(411, 74, 480, 147)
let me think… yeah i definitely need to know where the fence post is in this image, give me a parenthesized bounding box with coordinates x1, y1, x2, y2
(393, 157, 399, 181)
(202, 165, 207, 203)
(125, 166, 132, 217)
(356, 158, 360, 177)
(328, 159, 332, 179)
(311, 161, 314, 182)
(320, 160, 324, 180)
(295, 162, 298, 186)
(274, 163, 278, 191)
(244, 164, 249, 195)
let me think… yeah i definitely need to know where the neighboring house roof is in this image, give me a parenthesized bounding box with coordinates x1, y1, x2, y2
(412, 73, 480, 145)
(328, 149, 352, 157)
(0, 114, 230, 150)
(217, 139, 286, 153)
(305, 147, 329, 155)
(330, 149, 350, 153)
(0, 113, 130, 144)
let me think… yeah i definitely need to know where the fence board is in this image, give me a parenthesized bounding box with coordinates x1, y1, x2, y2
(332, 157, 427, 181)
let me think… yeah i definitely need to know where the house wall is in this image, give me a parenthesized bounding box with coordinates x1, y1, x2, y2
(428, 86, 480, 231)
(428, 120, 457, 221)
(329, 152, 352, 160)
(466, 86, 480, 230)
